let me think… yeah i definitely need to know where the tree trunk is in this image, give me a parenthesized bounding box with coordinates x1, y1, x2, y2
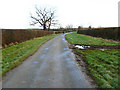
(48, 21, 51, 30)
(48, 25, 50, 31)
(43, 24, 46, 30)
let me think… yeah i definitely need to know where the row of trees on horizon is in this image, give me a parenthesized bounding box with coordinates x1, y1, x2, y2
(30, 6, 116, 31)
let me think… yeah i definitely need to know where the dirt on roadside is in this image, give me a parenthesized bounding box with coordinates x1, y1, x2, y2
(68, 43, 119, 88)
(67, 43, 98, 88)
(71, 49, 98, 88)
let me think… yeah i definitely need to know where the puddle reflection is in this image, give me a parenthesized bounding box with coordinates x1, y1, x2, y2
(33, 61, 40, 64)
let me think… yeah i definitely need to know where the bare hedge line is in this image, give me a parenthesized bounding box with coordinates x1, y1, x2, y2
(2, 29, 54, 47)
(2, 29, 71, 47)
(77, 27, 120, 41)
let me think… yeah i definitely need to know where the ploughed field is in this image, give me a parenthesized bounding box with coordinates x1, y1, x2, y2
(65, 32, 119, 88)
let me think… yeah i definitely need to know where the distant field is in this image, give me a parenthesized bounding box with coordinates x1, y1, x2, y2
(65, 32, 119, 45)
(65, 32, 119, 88)
(1, 34, 60, 76)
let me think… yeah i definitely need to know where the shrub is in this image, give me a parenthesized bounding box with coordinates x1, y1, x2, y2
(77, 27, 120, 41)
(2, 29, 54, 47)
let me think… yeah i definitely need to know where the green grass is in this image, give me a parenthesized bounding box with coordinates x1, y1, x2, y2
(1, 34, 60, 76)
(75, 49, 119, 88)
(65, 32, 120, 88)
(65, 32, 119, 45)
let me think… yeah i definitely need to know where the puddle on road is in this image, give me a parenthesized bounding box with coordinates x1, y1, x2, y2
(64, 48, 68, 50)
(62, 38, 65, 41)
(60, 50, 71, 57)
(63, 51, 70, 55)
(66, 58, 74, 64)
(61, 34, 67, 42)
(62, 38, 67, 42)
(45, 47, 49, 50)
(33, 61, 40, 64)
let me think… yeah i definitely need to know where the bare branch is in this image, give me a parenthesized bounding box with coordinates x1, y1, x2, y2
(30, 6, 57, 30)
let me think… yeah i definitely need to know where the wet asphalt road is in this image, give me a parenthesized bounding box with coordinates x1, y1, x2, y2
(2, 34, 93, 88)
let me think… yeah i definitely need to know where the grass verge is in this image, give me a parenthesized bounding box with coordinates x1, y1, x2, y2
(65, 32, 120, 88)
(1, 34, 60, 76)
(65, 32, 119, 45)
(75, 49, 119, 88)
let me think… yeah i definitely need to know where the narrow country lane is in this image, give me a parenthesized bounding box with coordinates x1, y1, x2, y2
(2, 34, 93, 88)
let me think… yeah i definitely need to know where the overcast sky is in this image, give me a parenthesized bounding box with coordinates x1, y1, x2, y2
(0, 0, 119, 29)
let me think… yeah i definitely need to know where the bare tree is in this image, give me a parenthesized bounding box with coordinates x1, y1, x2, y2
(88, 25, 92, 30)
(30, 6, 57, 30)
(66, 24, 73, 29)
(78, 26, 83, 30)
(46, 10, 58, 30)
